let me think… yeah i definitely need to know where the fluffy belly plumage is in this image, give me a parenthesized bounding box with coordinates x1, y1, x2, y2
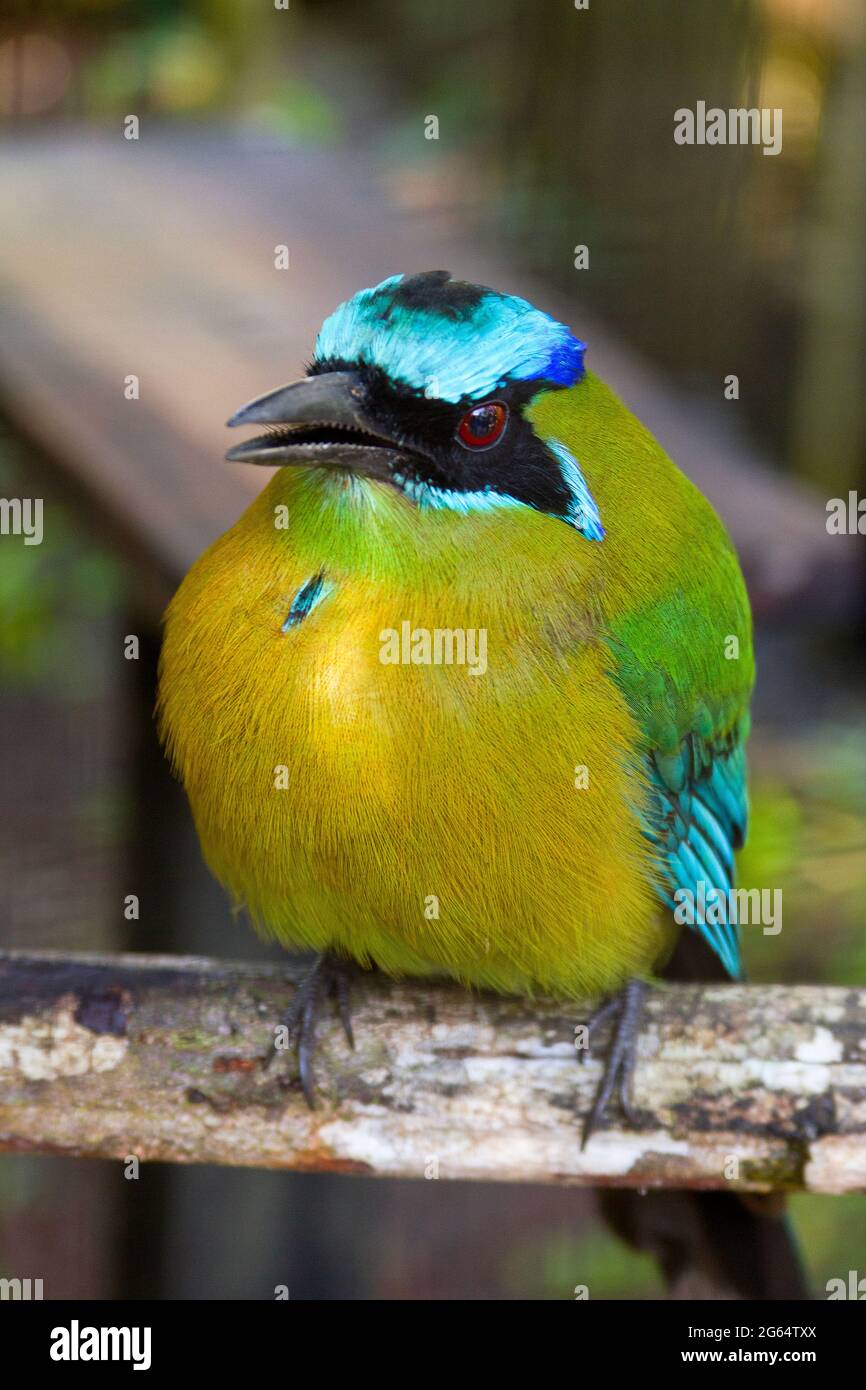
(158, 491, 671, 1000)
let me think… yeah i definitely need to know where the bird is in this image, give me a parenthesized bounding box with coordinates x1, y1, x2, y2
(158, 270, 808, 1298)
(158, 268, 754, 1128)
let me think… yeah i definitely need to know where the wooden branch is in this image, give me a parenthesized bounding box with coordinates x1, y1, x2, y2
(0, 950, 864, 1192)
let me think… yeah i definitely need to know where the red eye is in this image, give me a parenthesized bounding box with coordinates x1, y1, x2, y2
(456, 400, 508, 450)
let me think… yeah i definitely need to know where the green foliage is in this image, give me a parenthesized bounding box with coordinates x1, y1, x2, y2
(740, 726, 866, 984)
(77, 5, 339, 137)
(790, 1194, 866, 1295)
(504, 1226, 665, 1300)
(82, 21, 230, 114)
(0, 444, 124, 696)
(244, 77, 339, 143)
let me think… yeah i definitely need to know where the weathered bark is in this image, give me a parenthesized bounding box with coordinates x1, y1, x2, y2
(0, 950, 863, 1192)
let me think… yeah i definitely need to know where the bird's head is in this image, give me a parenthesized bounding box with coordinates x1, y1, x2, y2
(226, 271, 603, 539)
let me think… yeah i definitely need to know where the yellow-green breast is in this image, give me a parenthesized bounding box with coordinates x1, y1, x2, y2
(158, 453, 673, 1000)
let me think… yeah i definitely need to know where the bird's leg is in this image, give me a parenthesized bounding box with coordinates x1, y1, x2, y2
(264, 950, 357, 1108)
(580, 978, 647, 1147)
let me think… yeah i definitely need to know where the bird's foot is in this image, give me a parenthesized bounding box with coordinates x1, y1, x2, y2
(264, 950, 357, 1107)
(580, 978, 647, 1147)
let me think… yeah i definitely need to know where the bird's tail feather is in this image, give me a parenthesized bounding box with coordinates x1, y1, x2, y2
(598, 930, 808, 1299)
(599, 1188, 808, 1299)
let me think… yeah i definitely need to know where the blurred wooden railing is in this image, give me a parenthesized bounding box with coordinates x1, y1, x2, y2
(0, 132, 859, 619)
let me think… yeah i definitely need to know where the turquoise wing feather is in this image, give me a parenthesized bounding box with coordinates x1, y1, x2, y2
(648, 731, 748, 979)
(605, 583, 754, 981)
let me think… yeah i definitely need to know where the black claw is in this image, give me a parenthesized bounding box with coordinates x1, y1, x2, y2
(618, 1087, 640, 1130)
(298, 994, 320, 1109)
(580, 979, 647, 1147)
(265, 951, 358, 1106)
(335, 972, 355, 1050)
(583, 995, 619, 1042)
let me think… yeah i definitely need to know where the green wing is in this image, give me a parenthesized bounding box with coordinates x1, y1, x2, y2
(608, 588, 754, 979)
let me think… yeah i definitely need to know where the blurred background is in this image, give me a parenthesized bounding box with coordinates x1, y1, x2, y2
(0, 0, 864, 1298)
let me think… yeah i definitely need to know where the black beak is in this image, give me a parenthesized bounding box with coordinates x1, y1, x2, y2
(225, 370, 408, 480)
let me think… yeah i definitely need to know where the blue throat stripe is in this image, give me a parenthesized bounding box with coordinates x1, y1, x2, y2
(546, 439, 604, 540)
(283, 571, 333, 631)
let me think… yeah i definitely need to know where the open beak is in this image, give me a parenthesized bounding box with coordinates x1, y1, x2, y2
(225, 370, 409, 481)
